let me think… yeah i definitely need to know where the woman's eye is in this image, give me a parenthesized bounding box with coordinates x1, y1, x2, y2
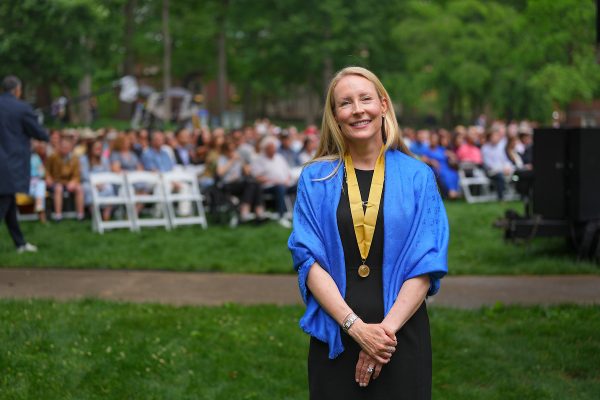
(340, 101, 350, 107)
(361, 97, 372, 102)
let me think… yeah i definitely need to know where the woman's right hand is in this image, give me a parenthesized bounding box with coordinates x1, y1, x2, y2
(347, 320, 397, 364)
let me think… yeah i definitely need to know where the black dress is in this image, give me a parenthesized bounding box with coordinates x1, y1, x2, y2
(308, 168, 432, 400)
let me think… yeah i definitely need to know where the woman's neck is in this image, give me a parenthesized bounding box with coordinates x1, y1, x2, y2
(346, 138, 383, 170)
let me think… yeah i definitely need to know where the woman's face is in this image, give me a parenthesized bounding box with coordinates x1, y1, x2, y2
(333, 75, 387, 146)
(440, 133, 450, 148)
(92, 141, 103, 156)
(122, 135, 131, 151)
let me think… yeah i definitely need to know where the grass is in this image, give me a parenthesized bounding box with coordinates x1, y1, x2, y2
(0, 300, 598, 399)
(1, 201, 598, 274)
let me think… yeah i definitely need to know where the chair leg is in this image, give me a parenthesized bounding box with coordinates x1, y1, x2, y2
(166, 201, 176, 229)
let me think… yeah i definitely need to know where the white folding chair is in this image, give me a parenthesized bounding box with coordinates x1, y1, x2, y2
(90, 172, 135, 233)
(161, 170, 208, 228)
(125, 171, 171, 231)
(458, 162, 496, 203)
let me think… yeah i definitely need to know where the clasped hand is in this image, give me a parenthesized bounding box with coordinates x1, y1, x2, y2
(348, 321, 396, 387)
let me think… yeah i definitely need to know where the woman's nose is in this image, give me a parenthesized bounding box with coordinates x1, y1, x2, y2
(351, 101, 364, 114)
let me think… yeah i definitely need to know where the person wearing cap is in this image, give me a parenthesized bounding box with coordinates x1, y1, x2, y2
(0, 75, 49, 252)
(288, 66, 448, 399)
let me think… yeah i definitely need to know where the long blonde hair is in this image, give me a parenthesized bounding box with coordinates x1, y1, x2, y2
(313, 67, 410, 173)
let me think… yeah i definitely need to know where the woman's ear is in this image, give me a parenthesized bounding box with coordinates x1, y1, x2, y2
(381, 97, 389, 115)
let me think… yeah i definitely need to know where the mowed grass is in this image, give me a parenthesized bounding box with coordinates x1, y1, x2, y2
(1, 201, 598, 274)
(0, 300, 598, 399)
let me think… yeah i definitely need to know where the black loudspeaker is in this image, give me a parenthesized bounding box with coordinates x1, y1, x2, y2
(533, 129, 568, 219)
(533, 128, 600, 221)
(568, 129, 600, 221)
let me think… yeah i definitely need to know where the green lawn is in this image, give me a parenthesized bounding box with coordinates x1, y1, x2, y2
(0, 300, 598, 399)
(1, 201, 598, 274)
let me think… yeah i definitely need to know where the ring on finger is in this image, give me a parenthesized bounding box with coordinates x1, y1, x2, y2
(367, 365, 374, 374)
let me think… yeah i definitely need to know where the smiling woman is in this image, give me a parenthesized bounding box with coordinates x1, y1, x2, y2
(288, 66, 449, 400)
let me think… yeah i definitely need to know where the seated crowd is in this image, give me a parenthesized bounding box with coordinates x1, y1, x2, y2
(27, 120, 320, 228)
(405, 120, 534, 200)
(24, 118, 534, 226)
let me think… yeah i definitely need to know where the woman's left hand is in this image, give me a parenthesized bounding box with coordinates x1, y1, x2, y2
(355, 350, 384, 387)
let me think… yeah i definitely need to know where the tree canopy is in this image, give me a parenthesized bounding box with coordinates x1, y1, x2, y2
(0, 0, 597, 125)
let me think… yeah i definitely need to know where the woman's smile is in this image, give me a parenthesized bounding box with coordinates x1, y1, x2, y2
(350, 119, 372, 128)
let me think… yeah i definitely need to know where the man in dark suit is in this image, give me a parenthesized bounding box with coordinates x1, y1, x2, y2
(0, 75, 49, 252)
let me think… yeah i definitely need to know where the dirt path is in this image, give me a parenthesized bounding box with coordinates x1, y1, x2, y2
(1, 268, 599, 309)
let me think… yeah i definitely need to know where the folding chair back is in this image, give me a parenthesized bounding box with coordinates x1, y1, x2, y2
(161, 170, 208, 228)
(90, 172, 135, 233)
(125, 171, 170, 230)
(458, 162, 496, 203)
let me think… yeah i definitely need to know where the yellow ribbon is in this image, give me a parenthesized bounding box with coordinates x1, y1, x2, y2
(344, 148, 385, 267)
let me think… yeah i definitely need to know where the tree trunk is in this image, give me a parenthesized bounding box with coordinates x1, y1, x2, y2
(242, 83, 253, 121)
(78, 73, 92, 125)
(36, 84, 52, 111)
(123, 0, 136, 76)
(117, 0, 137, 120)
(60, 85, 77, 125)
(217, 0, 229, 125)
(163, 0, 172, 123)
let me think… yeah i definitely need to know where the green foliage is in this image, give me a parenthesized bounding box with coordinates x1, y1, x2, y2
(0, 0, 598, 123)
(390, 0, 599, 123)
(0, 0, 123, 86)
(0, 300, 599, 399)
(1, 201, 598, 275)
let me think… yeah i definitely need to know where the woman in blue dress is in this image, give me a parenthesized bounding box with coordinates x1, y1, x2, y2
(426, 131, 460, 199)
(288, 67, 449, 399)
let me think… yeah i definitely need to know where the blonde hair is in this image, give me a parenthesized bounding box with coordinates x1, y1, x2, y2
(311, 66, 411, 178)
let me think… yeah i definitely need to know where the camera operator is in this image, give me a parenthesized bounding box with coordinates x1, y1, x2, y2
(0, 75, 49, 252)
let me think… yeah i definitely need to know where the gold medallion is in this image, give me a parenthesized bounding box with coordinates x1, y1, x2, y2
(358, 264, 370, 278)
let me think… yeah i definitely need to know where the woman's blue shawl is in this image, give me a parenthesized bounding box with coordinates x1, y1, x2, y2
(288, 149, 449, 359)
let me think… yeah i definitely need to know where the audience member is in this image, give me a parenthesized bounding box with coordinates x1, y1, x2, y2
(236, 126, 257, 165)
(216, 137, 266, 224)
(253, 136, 294, 228)
(278, 130, 301, 168)
(29, 141, 47, 222)
(518, 129, 533, 168)
(455, 130, 483, 165)
(132, 129, 149, 158)
(173, 128, 194, 167)
(80, 139, 114, 220)
(481, 129, 514, 200)
(427, 132, 459, 199)
(45, 136, 85, 220)
(110, 134, 142, 173)
(410, 129, 431, 162)
(298, 135, 318, 165)
(505, 136, 525, 170)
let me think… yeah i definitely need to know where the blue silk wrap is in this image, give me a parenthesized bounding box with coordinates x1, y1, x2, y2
(288, 149, 449, 359)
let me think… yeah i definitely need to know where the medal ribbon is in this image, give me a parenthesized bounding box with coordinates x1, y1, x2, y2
(344, 148, 385, 266)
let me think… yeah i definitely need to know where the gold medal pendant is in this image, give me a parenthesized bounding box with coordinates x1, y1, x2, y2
(358, 264, 370, 278)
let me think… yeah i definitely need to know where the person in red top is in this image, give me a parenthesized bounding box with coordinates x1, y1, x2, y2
(455, 130, 482, 165)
